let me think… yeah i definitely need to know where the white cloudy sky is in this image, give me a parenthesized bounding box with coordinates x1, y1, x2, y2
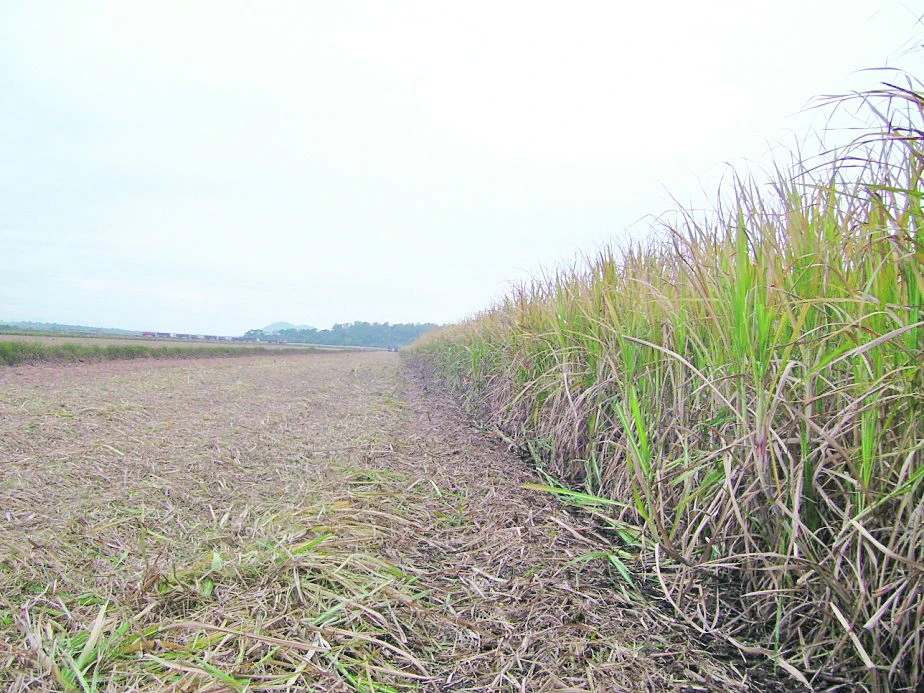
(1, 1, 920, 334)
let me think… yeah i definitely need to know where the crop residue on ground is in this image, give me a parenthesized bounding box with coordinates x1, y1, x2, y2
(0, 352, 789, 691)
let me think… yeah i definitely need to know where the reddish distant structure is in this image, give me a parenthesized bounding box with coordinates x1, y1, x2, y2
(142, 331, 156, 338)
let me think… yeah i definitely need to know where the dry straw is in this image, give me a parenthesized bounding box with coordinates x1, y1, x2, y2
(1, 353, 787, 690)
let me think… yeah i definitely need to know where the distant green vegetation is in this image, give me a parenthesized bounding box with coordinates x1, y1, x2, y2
(410, 79, 923, 688)
(0, 321, 141, 336)
(0, 341, 315, 366)
(249, 321, 439, 349)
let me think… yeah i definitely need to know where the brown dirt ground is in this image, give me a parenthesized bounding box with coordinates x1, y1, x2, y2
(0, 352, 789, 691)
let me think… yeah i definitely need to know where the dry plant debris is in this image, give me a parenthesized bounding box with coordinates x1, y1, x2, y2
(1, 352, 788, 691)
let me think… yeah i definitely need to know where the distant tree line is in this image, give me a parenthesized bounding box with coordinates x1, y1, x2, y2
(0, 321, 140, 336)
(244, 321, 439, 349)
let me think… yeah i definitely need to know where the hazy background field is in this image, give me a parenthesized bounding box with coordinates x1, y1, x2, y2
(0, 334, 300, 349)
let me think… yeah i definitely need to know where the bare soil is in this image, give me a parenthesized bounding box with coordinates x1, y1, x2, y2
(0, 352, 787, 691)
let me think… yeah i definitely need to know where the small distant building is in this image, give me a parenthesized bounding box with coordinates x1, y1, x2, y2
(155, 332, 171, 339)
(142, 331, 156, 338)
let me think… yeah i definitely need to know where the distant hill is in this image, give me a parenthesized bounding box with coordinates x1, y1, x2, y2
(263, 321, 316, 334)
(0, 321, 141, 336)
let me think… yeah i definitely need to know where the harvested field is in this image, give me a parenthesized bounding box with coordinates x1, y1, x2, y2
(0, 352, 788, 691)
(0, 334, 306, 349)
(0, 336, 338, 368)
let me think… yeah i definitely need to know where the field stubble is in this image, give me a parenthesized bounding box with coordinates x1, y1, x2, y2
(0, 352, 788, 690)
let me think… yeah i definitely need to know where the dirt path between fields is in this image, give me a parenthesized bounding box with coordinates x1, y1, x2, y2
(0, 352, 785, 691)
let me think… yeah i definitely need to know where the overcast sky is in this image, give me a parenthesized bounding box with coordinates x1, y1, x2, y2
(1, 1, 921, 334)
